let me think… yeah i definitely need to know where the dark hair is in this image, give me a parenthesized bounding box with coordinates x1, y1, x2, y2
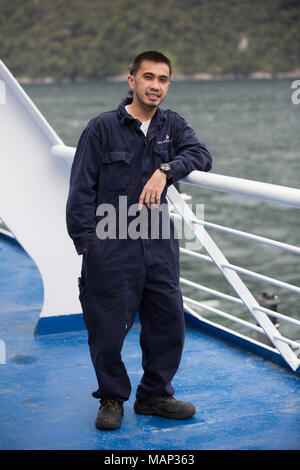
(129, 50, 172, 77)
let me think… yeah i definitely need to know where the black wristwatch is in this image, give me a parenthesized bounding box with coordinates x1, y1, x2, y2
(159, 163, 173, 180)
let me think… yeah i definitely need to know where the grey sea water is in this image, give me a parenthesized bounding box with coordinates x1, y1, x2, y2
(24, 78, 300, 343)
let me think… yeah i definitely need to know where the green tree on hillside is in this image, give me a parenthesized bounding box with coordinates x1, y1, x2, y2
(0, 0, 299, 79)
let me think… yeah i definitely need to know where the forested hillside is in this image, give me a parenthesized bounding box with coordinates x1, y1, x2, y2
(0, 0, 299, 80)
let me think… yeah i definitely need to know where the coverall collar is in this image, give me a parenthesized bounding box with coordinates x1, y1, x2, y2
(117, 96, 167, 139)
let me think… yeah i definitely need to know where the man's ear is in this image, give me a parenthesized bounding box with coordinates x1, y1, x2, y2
(127, 74, 135, 90)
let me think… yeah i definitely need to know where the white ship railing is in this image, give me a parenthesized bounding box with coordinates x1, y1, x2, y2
(166, 171, 300, 372)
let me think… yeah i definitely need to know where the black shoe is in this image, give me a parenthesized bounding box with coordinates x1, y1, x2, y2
(95, 399, 124, 430)
(134, 395, 196, 420)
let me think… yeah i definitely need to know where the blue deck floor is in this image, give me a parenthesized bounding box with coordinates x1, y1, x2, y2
(0, 235, 299, 450)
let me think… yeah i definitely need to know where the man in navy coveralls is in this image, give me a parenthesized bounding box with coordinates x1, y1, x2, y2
(66, 51, 212, 430)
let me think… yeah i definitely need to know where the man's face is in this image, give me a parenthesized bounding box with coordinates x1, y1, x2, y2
(128, 60, 171, 109)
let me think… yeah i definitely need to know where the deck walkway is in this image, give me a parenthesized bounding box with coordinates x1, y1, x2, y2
(0, 235, 299, 450)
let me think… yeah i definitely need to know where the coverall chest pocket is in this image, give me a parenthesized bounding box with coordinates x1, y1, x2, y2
(102, 151, 134, 192)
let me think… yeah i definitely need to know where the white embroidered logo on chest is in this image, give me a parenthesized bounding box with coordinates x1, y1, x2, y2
(157, 134, 172, 144)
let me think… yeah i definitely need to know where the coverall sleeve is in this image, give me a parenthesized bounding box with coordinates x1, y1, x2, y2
(66, 119, 101, 255)
(169, 114, 212, 184)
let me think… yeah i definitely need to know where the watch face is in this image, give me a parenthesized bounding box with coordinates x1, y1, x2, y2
(160, 163, 172, 178)
(161, 164, 170, 171)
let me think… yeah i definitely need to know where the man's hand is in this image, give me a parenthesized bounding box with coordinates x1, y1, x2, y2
(138, 169, 167, 209)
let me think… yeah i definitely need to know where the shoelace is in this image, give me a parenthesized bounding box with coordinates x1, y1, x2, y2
(100, 399, 121, 410)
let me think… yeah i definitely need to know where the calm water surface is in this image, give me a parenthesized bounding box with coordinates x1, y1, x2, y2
(25, 79, 300, 342)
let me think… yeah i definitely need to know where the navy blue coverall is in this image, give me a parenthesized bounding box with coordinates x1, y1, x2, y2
(66, 96, 212, 402)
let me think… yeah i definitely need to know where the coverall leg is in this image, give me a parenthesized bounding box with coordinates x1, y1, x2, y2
(137, 237, 185, 400)
(79, 234, 185, 403)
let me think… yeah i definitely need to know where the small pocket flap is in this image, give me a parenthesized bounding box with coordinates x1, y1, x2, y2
(103, 151, 133, 164)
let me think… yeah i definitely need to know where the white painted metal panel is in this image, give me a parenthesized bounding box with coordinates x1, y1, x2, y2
(0, 60, 81, 318)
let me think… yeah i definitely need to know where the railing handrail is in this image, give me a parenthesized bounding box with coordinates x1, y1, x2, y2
(182, 170, 300, 209)
(51, 144, 300, 208)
